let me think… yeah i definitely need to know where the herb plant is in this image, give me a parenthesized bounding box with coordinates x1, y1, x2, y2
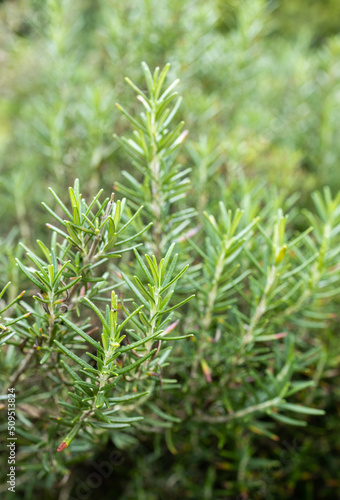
(1, 13, 340, 496)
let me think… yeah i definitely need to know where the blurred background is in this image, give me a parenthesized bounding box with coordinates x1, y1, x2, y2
(1, 0, 340, 243)
(1, 0, 340, 498)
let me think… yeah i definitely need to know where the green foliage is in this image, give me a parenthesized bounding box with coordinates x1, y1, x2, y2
(1, 1, 340, 499)
(0, 282, 27, 346)
(272, 0, 340, 43)
(114, 62, 194, 256)
(1, 173, 192, 471)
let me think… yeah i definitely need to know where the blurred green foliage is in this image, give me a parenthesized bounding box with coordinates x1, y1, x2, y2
(1, 1, 340, 499)
(1, 0, 340, 245)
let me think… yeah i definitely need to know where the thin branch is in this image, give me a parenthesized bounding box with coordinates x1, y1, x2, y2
(194, 397, 282, 423)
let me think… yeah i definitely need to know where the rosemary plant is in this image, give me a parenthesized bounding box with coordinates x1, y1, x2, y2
(114, 62, 195, 256)
(0, 151, 193, 490)
(1, 60, 340, 500)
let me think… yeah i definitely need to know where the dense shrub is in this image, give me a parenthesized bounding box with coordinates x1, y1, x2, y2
(1, 1, 340, 499)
